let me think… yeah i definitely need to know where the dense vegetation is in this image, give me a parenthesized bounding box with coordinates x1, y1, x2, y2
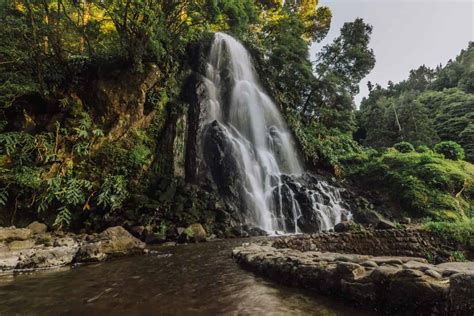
(357, 44, 474, 161)
(0, 1, 472, 237)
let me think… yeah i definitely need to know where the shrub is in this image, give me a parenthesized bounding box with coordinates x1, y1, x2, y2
(345, 150, 474, 221)
(424, 218, 474, 244)
(434, 141, 465, 160)
(394, 141, 415, 153)
(416, 145, 430, 153)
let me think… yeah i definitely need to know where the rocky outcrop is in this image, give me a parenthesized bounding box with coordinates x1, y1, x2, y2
(0, 225, 145, 271)
(86, 63, 160, 142)
(74, 226, 145, 263)
(233, 242, 474, 315)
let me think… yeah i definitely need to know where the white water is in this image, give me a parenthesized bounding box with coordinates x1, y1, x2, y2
(202, 33, 348, 233)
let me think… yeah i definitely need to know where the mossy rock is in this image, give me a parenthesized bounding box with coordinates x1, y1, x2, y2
(183, 223, 207, 242)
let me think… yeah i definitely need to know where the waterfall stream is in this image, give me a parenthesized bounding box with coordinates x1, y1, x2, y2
(201, 33, 350, 233)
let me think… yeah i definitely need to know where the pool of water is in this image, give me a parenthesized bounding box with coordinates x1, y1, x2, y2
(0, 239, 371, 315)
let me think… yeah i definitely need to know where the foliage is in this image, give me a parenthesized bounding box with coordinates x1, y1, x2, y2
(434, 141, 465, 161)
(357, 43, 474, 161)
(394, 142, 414, 153)
(424, 218, 474, 245)
(344, 150, 474, 221)
(97, 175, 129, 211)
(301, 18, 375, 132)
(290, 115, 364, 173)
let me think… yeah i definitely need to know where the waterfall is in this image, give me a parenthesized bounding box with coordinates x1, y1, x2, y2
(201, 32, 350, 233)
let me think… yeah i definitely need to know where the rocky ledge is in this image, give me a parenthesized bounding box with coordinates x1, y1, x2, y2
(0, 224, 145, 272)
(233, 241, 474, 315)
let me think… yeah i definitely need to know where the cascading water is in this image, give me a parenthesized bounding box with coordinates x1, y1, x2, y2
(201, 32, 350, 233)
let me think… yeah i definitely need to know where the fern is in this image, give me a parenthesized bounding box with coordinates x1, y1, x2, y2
(97, 175, 129, 210)
(53, 206, 72, 229)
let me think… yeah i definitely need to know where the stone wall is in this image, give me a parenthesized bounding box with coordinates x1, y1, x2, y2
(272, 229, 472, 263)
(233, 242, 474, 315)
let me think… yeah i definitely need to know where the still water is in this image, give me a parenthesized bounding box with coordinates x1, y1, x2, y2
(0, 239, 371, 315)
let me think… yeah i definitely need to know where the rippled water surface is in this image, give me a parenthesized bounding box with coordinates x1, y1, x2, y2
(0, 239, 371, 315)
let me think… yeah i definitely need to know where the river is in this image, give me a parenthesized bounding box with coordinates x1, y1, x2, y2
(0, 239, 371, 315)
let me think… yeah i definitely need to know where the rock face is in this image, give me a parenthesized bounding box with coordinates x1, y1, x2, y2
(74, 226, 145, 263)
(0, 225, 146, 271)
(233, 241, 474, 315)
(85, 63, 160, 142)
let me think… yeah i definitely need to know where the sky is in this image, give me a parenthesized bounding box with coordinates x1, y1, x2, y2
(310, 0, 474, 106)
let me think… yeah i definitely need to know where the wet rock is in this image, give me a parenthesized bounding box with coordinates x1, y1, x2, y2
(247, 226, 268, 237)
(26, 221, 48, 235)
(334, 221, 355, 233)
(202, 121, 244, 206)
(16, 244, 79, 270)
(0, 227, 32, 242)
(74, 226, 145, 263)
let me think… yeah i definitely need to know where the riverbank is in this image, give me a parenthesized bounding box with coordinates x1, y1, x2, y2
(233, 232, 474, 315)
(0, 224, 145, 272)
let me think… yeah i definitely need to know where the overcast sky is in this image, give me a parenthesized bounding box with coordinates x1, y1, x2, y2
(310, 0, 474, 106)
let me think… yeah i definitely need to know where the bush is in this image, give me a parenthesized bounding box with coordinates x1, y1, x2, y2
(394, 141, 415, 153)
(344, 150, 474, 221)
(416, 145, 430, 153)
(434, 141, 465, 160)
(424, 218, 474, 244)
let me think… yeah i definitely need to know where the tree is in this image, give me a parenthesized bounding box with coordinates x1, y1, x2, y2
(356, 43, 473, 161)
(434, 141, 465, 161)
(302, 18, 375, 132)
